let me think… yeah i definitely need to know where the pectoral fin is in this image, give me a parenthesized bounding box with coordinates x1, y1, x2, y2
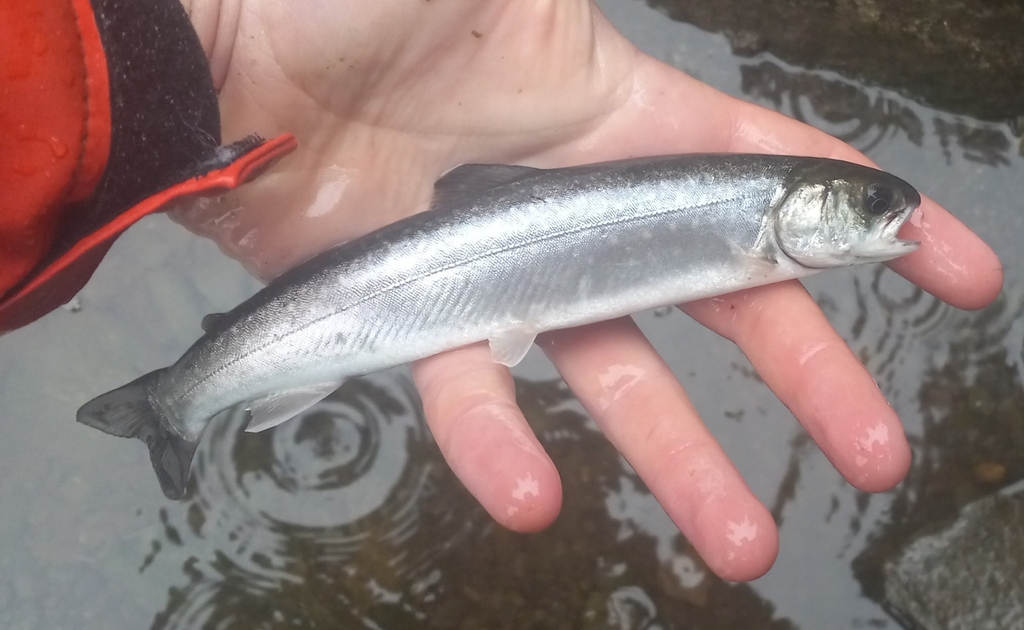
(730, 240, 778, 280)
(244, 382, 342, 433)
(488, 328, 537, 367)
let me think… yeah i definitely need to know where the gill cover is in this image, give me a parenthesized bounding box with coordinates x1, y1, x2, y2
(0, 0, 297, 335)
(774, 158, 921, 269)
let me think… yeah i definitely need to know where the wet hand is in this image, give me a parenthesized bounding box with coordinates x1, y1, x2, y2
(176, 0, 1002, 580)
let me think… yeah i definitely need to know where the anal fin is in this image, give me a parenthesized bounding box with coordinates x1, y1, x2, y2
(244, 382, 342, 433)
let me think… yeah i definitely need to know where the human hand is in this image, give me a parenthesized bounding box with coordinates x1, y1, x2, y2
(175, 0, 1002, 580)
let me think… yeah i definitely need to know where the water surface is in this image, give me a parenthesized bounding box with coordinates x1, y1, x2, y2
(1, 1, 1021, 628)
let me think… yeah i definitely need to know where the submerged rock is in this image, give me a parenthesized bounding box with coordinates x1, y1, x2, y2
(881, 485, 1024, 630)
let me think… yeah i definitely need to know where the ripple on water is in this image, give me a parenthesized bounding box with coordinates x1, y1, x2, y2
(198, 377, 417, 531)
(150, 377, 799, 630)
(861, 267, 955, 388)
(739, 59, 1016, 168)
(847, 270, 1024, 401)
(811, 266, 956, 399)
(154, 374, 476, 629)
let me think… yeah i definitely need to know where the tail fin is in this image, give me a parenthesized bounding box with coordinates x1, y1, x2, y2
(77, 369, 198, 499)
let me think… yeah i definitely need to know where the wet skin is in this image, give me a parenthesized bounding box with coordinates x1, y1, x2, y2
(176, 0, 1002, 580)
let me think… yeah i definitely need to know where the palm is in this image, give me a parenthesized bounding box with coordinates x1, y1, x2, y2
(174, 0, 1001, 581)
(179, 0, 634, 277)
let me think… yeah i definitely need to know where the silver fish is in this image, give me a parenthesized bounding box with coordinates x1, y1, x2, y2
(78, 154, 921, 498)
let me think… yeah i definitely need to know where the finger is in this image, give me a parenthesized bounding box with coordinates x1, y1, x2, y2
(411, 344, 562, 532)
(886, 201, 1003, 311)
(539, 318, 778, 581)
(550, 45, 1001, 310)
(682, 281, 912, 492)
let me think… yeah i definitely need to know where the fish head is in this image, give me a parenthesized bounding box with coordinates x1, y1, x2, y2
(773, 159, 921, 269)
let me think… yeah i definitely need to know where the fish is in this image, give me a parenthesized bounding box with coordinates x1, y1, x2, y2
(77, 154, 921, 498)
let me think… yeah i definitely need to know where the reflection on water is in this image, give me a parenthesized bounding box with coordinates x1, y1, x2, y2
(933, 119, 1014, 167)
(644, 0, 1024, 123)
(740, 62, 923, 154)
(149, 376, 795, 629)
(739, 60, 1014, 167)
(1012, 116, 1024, 156)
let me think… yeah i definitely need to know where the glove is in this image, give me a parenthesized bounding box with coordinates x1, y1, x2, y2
(0, 0, 296, 334)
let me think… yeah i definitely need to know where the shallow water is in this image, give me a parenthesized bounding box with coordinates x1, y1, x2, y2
(1, 1, 1022, 628)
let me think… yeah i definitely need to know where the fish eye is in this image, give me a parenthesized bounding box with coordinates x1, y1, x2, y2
(865, 184, 894, 215)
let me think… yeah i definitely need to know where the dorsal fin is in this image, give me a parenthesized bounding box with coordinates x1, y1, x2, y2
(200, 312, 228, 333)
(431, 164, 543, 209)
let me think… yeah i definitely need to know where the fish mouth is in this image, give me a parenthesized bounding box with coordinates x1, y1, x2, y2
(857, 202, 921, 263)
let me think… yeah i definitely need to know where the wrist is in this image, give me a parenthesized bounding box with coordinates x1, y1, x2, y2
(179, 0, 242, 91)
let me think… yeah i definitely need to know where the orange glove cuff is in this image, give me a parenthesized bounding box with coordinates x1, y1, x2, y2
(0, 0, 296, 335)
